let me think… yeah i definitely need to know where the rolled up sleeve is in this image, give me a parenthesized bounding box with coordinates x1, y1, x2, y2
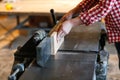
(79, 0, 114, 25)
(77, 0, 99, 12)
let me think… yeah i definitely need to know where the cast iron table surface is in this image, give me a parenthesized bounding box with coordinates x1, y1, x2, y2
(19, 52, 97, 80)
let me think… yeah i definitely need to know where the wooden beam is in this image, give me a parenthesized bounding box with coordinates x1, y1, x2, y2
(48, 14, 66, 55)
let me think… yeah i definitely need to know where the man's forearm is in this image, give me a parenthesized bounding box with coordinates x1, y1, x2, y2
(79, 0, 114, 25)
(69, 0, 99, 18)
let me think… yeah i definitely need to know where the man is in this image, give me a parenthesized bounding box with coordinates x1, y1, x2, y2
(58, 0, 120, 69)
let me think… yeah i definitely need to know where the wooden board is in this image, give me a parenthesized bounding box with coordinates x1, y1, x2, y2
(49, 23, 64, 55)
(50, 32, 64, 55)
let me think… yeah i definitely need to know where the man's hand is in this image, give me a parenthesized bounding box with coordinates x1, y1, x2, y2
(57, 20, 73, 40)
(57, 17, 83, 40)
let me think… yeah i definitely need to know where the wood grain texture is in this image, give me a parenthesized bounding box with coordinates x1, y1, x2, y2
(50, 32, 64, 55)
(48, 8, 71, 55)
(49, 20, 64, 55)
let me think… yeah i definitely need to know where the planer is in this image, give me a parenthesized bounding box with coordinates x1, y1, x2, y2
(8, 9, 109, 80)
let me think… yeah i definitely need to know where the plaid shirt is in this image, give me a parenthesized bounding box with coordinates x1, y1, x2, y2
(78, 0, 120, 43)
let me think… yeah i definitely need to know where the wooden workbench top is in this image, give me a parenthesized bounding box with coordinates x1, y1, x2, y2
(0, 0, 82, 15)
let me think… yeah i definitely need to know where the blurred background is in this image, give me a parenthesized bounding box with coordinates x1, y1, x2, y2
(0, 0, 120, 80)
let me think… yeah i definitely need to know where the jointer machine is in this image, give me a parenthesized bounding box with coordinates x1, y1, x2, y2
(8, 9, 109, 80)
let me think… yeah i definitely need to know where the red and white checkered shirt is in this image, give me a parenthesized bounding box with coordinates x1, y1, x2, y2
(78, 0, 120, 43)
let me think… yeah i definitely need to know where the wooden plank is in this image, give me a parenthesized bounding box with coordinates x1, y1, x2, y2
(50, 32, 64, 55)
(49, 22, 64, 55)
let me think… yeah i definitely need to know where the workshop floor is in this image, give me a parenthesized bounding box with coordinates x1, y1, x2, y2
(0, 16, 120, 80)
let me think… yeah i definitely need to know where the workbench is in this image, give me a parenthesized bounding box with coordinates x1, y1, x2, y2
(0, 0, 82, 37)
(0, 0, 81, 15)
